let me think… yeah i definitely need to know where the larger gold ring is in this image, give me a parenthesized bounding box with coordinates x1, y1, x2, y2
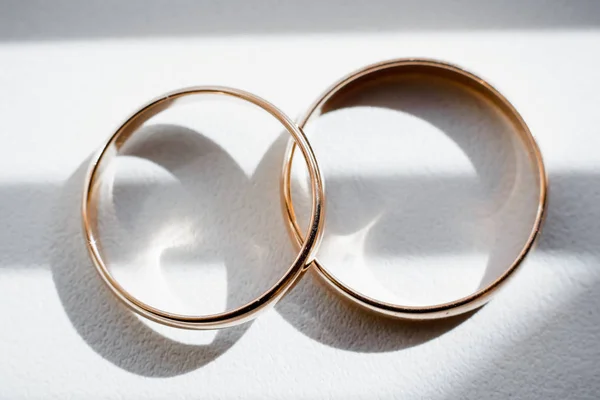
(83, 86, 325, 330)
(282, 59, 548, 319)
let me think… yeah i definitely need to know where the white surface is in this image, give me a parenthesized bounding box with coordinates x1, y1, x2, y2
(1, 1, 600, 399)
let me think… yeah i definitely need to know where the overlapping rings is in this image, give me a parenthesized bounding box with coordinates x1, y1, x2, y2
(82, 59, 547, 329)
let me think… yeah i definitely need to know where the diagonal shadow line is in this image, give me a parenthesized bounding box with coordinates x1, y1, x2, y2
(437, 271, 600, 400)
(0, 0, 599, 42)
(0, 171, 596, 268)
(0, 118, 594, 356)
(41, 129, 256, 378)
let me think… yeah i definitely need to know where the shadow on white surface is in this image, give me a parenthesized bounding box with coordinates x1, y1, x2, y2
(0, 169, 597, 391)
(279, 72, 538, 314)
(48, 132, 247, 377)
(272, 73, 539, 349)
(436, 174, 600, 399)
(49, 124, 302, 377)
(0, 0, 599, 41)
(0, 0, 598, 395)
(277, 271, 475, 352)
(47, 118, 479, 372)
(98, 124, 294, 316)
(0, 134, 598, 387)
(6, 73, 544, 367)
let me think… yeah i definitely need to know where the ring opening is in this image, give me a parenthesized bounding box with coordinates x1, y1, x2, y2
(84, 87, 324, 329)
(285, 60, 545, 317)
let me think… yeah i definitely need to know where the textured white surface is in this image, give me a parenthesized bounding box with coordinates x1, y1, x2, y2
(1, 1, 600, 399)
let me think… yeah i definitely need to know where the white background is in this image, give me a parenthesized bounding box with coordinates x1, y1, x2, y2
(1, 1, 600, 399)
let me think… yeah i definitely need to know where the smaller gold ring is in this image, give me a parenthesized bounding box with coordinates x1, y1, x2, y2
(282, 58, 548, 319)
(83, 86, 325, 330)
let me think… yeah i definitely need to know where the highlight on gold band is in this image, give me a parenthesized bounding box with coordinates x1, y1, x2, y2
(282, 59, 547, 319)
(82, 87, 325, 330)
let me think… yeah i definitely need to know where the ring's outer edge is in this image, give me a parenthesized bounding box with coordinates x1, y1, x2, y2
(282, 58, 548, 319)
(82, 86, 325, 330)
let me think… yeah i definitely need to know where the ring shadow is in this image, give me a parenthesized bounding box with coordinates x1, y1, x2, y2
(50, 124, 295, 377)
(355, 75, 538, 290)
(276, 74, 537, 351)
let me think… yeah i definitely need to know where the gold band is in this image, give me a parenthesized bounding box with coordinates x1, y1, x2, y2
(83, 86, 325, 330)
(282, 59, 548, 319)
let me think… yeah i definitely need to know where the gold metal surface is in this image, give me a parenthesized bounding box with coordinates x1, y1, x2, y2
(282, 59, 548, 319)
(82, 87, 325, 330)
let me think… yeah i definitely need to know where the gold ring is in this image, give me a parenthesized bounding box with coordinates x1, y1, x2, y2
(282, 58, 548, 319)
(83, 86, 325, 330)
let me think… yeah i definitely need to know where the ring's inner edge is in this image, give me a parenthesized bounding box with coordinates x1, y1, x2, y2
(317, 65, 535, 155)
(292, 62, 544, 315)
(86, 89, 323, 327)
